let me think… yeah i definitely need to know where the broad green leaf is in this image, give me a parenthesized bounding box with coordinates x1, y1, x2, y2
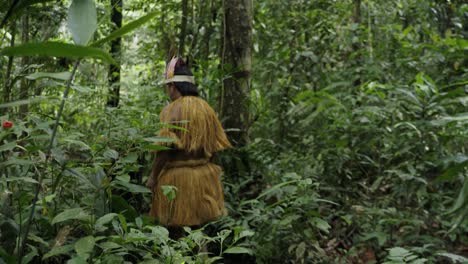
(91, 11, 158, 47)
(42, 245, 74, 259)
(0, 158, 34, 166)
(144, 144, 171, 151)
(223, 246, 253, 255)
(26, 71, 71, 81)
(67, 256, 87, 264)
(98, 242, 122, 251)
(52, 208, 90, 224)
(74, 236, 95, 256)
(68, 0, 97, 45)
(161, 185, 177, 201)
(0, 96, 50, 109)
(310, 217, 330, 233)
(0, 141, 16, 152)
(0, 42, 117, 65)
(113, 180, 151, 193)
(238, 230, 255, 240)
(388, 247, 411, 257)
(95, 213, 118, 231)
(103, 149, 119, 160)
(0, 177, 38, 184)
(446, 177, 468, 215)
(436, 253, 468, 263)
(62, 139, 91, 151)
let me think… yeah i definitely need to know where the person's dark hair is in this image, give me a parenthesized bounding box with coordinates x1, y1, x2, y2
(170, 58, 199, 97)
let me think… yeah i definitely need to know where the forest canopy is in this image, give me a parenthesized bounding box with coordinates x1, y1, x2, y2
(0, 0, 467, 263)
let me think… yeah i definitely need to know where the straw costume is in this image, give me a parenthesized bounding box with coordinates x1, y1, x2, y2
(148, 57, 231, 227)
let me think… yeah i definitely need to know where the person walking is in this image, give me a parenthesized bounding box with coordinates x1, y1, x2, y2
(147, 57, 231, 238)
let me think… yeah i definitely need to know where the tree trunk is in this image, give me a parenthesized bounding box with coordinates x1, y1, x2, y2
(202, 0, 217, 60)
(178, 0, 189, 55)
(19, 12, 29, 115)
(2, 20, 16, 112)
(352, 0, 361, 88)
(107, 0, 122, 107)
(220, 0, 252, 148)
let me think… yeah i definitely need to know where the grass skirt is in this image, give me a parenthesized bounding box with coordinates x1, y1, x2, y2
(150, 160, 226, 227)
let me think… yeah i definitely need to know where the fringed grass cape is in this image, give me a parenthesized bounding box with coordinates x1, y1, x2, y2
(149, 96, 231, 226)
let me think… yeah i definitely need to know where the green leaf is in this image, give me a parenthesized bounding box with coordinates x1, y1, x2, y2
(257, 180, 297, 199)
(42, 245, 74, 259)
(67, 256, 87, 264)
(52, 208, 91, 224)
(95, 213, 118, 231)
(436, 253, 468, 263)
(0, 42, 117, 65)
(310, 217, 330, 233)
(144, 137, 176, 143)
(389, 247, 411, 257)
(0, 158, 34, 167)
(161, 185, 178, 201)
(26, 71, 71, 81)
(0, 141, 16, 152)
(113, 180, 151, 193)
(144, 144, 171, 151)
(74, 236, 95, 257)
(22, 245, 38, 264)
(363, 232, 388, 246)
(431, 112, 468, 126)
(91, 11, 158, 47)
(0, 96, 51, 109)
(68, 0, 97, 45)
(446, 177, 468, 215)
(0, 177, 38, 184)
(103, 149, 119, 160)
(98, 242, 122, 251)
(71, 85, 93, 93)
(223, 246, 253, 255)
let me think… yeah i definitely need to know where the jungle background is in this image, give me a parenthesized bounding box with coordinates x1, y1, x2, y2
(0, 0, 467, 263)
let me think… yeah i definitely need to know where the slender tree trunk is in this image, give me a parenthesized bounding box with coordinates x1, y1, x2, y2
(19, 12, 29, 115)
(2, 21, 16, 112)
(221, 0, 252, 147)
(202, 0, 217, 60)
(352, 0, 361, 88)
(179, 0, 189, 55)
(107, 0, 122, 107)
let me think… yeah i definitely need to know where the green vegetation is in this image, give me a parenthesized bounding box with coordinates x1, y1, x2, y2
(0, 0, 467, 263)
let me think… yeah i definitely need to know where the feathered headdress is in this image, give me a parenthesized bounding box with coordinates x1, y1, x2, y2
(164, 57, 195, 84)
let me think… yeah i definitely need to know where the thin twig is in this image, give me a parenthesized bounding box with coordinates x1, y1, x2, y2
(17, 59, 81, 263)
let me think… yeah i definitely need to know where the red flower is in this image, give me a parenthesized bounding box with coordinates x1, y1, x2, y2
(2, 120, 13, 129)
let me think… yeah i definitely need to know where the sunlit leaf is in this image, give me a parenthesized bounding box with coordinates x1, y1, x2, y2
(68, 0, 97, 45)
(223, 246, 253, 255)
(52, 208, 91, 224)
(0, 42, 117, 65)
(26, 71, 71, 81)
(74, 236, 95, 256)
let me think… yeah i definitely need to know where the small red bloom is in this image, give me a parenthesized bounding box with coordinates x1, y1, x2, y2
(2, 120, 13, 129)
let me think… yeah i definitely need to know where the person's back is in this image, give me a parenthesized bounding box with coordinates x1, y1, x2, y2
(147, 57, 231, 233)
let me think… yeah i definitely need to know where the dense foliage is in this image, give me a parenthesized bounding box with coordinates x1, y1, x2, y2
(0, 0, 467, 263)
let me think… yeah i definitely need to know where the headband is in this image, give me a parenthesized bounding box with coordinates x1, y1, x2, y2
(164, 57, 195, 84)
(164, 75, 195, 84)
